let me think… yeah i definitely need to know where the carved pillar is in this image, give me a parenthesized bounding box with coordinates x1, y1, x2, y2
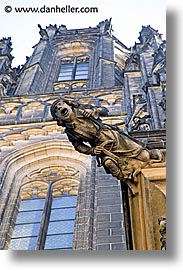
(124, 74, 132, 118)
(147, 88, 161, 129)
(94, 34, 115, 88)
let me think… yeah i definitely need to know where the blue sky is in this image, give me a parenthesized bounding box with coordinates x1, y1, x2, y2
(0, 0, 166, 67)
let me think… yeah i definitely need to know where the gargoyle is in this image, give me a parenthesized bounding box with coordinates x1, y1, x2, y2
(51, 99, 163, 195)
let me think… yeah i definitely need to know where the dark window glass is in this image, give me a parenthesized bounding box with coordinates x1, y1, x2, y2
(58, 58, 89, 81)
(44, 194, 77, 250)
(52, 196, 77, 208)
(12, 223, 40, 238)
(9, 237, 38, 250)
(9, 190, 77, 250)
(75, 62, 88, 80)
(50, 208, 76, 221)
(16, 210, 43, 224)
(58, 63, 73, 81)
(47, 220, 75, 234)
(19, 198, 45, 211)
(9, 198, 45, 250)
(44, 234, 73, 250)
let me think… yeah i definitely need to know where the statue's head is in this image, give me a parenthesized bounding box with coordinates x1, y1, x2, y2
(50, 99, 74, 124)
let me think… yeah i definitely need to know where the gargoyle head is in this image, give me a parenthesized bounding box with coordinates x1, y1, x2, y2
(51, 99, 74, 124)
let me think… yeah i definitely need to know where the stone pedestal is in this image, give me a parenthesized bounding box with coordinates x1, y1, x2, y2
(128, 163, 166, 250)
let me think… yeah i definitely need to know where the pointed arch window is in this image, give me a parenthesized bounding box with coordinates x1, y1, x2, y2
(9, 179, 78, 250)
(58, 56, 89, 82)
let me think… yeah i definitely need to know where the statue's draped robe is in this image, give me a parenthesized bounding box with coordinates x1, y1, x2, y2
(64, 107, 143, 159)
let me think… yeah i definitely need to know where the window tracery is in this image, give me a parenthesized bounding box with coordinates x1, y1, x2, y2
(9, 166, 79, 250)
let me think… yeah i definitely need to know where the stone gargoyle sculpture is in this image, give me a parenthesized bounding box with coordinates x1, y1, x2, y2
(50, 99, 163, 195)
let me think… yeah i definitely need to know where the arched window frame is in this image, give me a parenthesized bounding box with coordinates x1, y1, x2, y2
(0, 140, 91, 250)
(58, 55, 90, 82)
(9, 176, 79, 250)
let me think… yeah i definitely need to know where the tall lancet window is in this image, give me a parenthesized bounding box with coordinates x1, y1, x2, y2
(9, 175, 79, 250)
(9, 181, 48, 250)
(44, 193, 77, 250)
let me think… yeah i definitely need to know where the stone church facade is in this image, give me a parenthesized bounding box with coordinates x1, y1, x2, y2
(0, 20, 166, 250)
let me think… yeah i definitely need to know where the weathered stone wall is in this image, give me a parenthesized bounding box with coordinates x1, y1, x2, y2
(93, 166, 126, 250)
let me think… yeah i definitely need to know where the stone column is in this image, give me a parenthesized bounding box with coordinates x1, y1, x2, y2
(124, 74, 132, 118)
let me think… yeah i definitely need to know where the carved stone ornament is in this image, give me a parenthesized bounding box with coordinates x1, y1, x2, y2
(51, 99, 164, 195)
(158, 217, 166, 250)
(159, 96, 166, 112)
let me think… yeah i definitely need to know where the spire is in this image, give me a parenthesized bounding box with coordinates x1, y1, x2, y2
(0, 37, 17, 96)
(0, 37, 14, 61)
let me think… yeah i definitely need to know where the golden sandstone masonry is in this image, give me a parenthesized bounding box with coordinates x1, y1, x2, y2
(0, 20, 166, 250)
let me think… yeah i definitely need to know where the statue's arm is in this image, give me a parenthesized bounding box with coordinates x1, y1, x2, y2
(96, 106, 109, 117)
(79, 104, 109, 118)
(62, 100, 109, 118)
(74, 142, 94, 155)
(67, 133, 94, 155)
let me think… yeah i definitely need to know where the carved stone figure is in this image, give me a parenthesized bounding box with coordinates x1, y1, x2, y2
(125, 53, 140, 71)
(98, 18, 113, 35)
(38, 24, 49, 40)
(0, 37, 12, 56)
(104, 18, 113, 34)
(51, 99, 163, 194)
(127, 95, 151, 131)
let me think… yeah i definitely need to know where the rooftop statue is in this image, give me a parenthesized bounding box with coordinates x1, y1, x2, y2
(38, 24, 49, 40)
(0, 37, 12, 57)
(51, 99, 163, 195)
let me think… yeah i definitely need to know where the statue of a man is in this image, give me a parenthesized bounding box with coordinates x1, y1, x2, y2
(51, 99, 163, 194)
(38, 24, 49, 40)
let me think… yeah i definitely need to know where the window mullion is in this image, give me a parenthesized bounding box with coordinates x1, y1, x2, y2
(72, 57, 77, 79)
(36, 183, 52, 250)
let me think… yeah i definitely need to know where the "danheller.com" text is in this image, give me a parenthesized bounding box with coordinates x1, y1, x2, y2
(4, 5, 99, 13)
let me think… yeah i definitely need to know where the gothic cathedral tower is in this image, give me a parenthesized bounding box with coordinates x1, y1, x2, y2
(0, 20, 166, 250)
